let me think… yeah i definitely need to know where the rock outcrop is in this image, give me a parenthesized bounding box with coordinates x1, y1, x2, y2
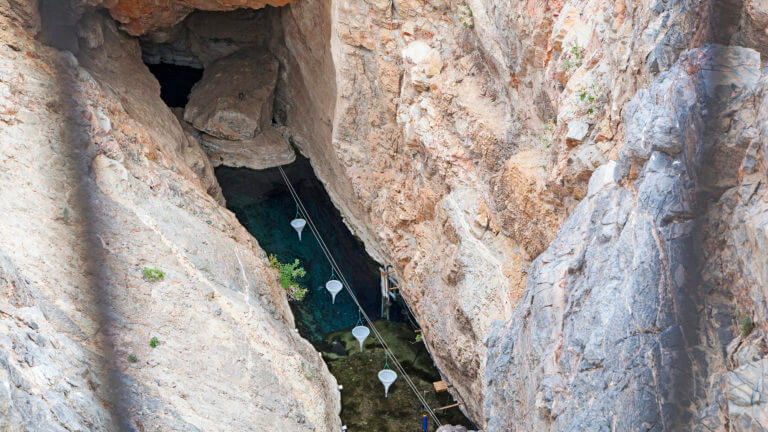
(184, 49, 278, 140)
(485, 44, 767, 431)
(200, 128, 295, 169)
(96, 0, 293, 35)
(272, 0, 715, 424)
(0, 5, 339, 431)
(3, 0, 768, 430)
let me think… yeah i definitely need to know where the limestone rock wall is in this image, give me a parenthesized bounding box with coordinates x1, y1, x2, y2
(0, 4, 340, 431)
(484, 44, 767, 431)
(3, 0, 768, 431)
(271, 0, 716, 425)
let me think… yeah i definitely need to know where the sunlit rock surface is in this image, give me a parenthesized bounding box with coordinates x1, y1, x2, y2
(0, 4, 339, 431)
(2, 0, 768, 430)
(485, 45, 768, 431)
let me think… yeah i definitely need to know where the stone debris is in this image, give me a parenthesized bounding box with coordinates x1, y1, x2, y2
(565, 120, 589, 146)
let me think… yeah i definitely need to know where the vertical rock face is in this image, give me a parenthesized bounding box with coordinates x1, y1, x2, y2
(485, 45, 767, 431)
(273, 0, 713, 424)
(0, 5, 340, 431)
(3, 0, 768, 431)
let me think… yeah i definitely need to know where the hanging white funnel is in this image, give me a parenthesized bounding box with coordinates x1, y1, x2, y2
(351, 325, 370, 352)
(290, 218, 306, 241)
(378, 369, 397, 398)
(325, 279, 343, 303)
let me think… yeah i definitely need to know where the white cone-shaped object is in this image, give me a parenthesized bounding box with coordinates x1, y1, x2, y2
(351, 325, 370, 352)
(290, 218, 306, 241)
(325, 279, 343, 303)
(378, 369, 397, 398)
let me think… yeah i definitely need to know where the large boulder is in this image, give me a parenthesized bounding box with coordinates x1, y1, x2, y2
(184, 49, 279, 140)
(200, 126, 296, 170)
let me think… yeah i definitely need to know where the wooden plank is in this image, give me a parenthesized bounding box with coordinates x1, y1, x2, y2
(433, 380, 448, 393)
(434, 402, 460, 411)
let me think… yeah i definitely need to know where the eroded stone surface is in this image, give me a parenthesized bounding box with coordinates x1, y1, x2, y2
(97, 0, 292, 35)
(275, 0, 713, 424)
(200, 127, 296, 170)
(484, 45, 768, 432)
(184, 48, 279, 140)
(0, 6, 340, 431)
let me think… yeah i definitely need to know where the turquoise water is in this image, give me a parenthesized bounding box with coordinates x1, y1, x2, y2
(216, 156, 474, 430)
(215, 156, 401, 342)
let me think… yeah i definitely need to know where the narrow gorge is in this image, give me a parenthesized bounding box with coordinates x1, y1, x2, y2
(1, 0, 767, 431)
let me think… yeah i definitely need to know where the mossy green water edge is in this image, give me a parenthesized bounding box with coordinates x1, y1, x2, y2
(319, 321, 472, 431)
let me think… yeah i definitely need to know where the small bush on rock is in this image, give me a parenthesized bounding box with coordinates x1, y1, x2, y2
(142, 267, 165, 282)
(268, 255, 307, 301)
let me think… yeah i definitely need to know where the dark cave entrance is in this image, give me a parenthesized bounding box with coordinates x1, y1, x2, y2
(145, 63, 203, 108)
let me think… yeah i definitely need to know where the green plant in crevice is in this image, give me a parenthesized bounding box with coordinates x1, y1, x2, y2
(562, 44, 584, 75)
(150, 337, 160, 348)
(142, 267, 165, 282)
(268, 254, 307, 301)
(60, 206, 70, 224)
(737, 310, 755, 337)
(535, 117, 556, 148)
(301, 360, 317, 381)
(127, 354, 138, 363)
(577, 83, 600, 116)
(458, 1, 473, 28)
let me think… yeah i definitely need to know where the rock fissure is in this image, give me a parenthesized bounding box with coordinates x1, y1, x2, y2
(2, 0, 768, 431)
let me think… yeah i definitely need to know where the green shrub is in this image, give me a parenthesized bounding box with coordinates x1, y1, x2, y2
(150, 337, 159, 348)
(127, 354, 138, 363)
(268, 255, 307, 301)
(142, 267, 165, 282)
(562, 44, 583, 74)
(738, 312, 755, 337)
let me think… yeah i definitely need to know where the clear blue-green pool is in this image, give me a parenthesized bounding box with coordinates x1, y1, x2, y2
(215, 155, 400, 342)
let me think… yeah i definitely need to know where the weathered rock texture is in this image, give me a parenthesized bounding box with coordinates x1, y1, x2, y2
(3, 0, 768, 430)
(184, 49, 278, 140)
(95, 0, 292, 35)
(270, 0, 720, 424)
(0, 4, 340, 431)
(485, 44, 768, 431)
(200, 128, 295, 169)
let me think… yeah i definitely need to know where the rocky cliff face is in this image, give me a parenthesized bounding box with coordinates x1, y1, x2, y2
(2, 0, 768, 430)
(0, 3, 340, 430)
(485, 44, 767, 431)
(273, 0, 728, 424)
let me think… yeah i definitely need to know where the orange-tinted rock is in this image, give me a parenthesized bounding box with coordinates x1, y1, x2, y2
(106, 0, 293, 35)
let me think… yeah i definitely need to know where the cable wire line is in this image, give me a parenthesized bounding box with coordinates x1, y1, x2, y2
(277, 166, 442, 427)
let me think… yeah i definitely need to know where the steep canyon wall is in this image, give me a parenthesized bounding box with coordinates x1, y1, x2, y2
(0, 2, 341, 430)
(1, 0, 767, 430)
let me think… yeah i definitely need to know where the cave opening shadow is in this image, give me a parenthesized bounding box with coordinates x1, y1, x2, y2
(145, 63, 203, 108)
(215, 155, 405, 343)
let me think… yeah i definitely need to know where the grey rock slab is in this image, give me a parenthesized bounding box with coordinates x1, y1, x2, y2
(484, 45, 765, 432)
(200, 126, 295, 170)
(565, 120, 590, 146)
(184, 48, 279, 140)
